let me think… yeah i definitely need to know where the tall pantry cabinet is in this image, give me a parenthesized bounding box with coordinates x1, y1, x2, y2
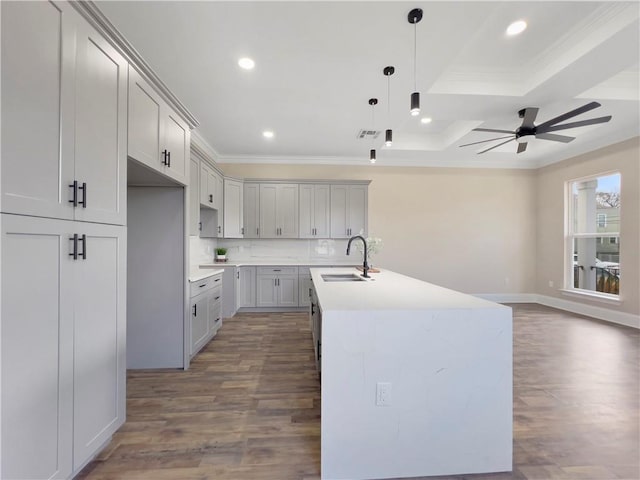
(1, 2, 126, 478)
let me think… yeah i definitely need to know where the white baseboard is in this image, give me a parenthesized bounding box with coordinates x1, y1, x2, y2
(473, 293, 639, 329)
(536, 294, 640, 329)
(473, 293, 538, 303)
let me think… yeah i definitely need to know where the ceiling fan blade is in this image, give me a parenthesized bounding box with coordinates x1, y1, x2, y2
(536, 133, 575, 143)
(538, 116, 612, 133)
(478, 138, 514, 154)
(472, 128, 516, 134)
(521, 108, 539, 128)
(536, 101, 601, 130)
(459, 135, 513, 148)
(517, 142, 527, 154)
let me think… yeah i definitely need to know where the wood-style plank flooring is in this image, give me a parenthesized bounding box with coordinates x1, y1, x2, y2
(78, 305, 639, 480)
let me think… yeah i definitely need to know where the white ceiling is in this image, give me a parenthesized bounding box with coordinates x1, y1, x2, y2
(97, 1, 640, 169)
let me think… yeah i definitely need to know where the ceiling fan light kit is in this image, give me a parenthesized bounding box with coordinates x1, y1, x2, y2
(459, 101, 612, 155)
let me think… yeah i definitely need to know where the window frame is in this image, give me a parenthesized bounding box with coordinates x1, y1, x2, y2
(565, 171, 621, 300)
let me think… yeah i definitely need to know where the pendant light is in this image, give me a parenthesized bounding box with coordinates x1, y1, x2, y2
(369, 98, 378, 163)
(408, 8, 423, 116)
(383, 66, 395, 147)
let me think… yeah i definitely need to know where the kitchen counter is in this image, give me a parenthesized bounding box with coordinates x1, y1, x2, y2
(312, 267, 513, 480)
(199, 259, 359, 267)
(188, 268, 224, 282)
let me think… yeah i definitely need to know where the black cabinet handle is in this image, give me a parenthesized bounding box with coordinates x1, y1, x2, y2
(69, 234, 78, 260)
(241, 227, 244, 235)
(199, 222, 202, 231)
(167, 151, 171, 168)
(273, 269, 281, 272)
(237, 271, 240, 279)
(311, 303, 315, 315)
(161, 149, 168, 166)
(69, 181, 78, 207)
(209, 194, 213, 203)
(215, 296, 220, 301)
(79, 234, 87, 260)
(79, 182, 87, 208)
(199, 283, 206, 288)
(218, 225, 221, 234)
(193, 304, 197, 316)
(214, 278, 220, 282)
(257, 227, 259, 236)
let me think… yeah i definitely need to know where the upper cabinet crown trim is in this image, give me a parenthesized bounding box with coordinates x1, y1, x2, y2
(70, 0, 199, 129)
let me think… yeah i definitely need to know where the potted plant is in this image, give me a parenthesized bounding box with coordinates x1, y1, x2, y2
(215, 247, 227, 262)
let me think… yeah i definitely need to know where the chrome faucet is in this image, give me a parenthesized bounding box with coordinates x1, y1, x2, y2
(346, 235, 370, 278)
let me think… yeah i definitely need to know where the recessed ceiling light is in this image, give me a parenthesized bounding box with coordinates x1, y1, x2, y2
(238, 57, 255, 70)
(506, 20, 527, 36)
(263, 130, 274, 139)
(421, 117, 432, 124)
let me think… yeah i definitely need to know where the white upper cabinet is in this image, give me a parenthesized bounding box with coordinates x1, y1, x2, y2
(330, 184, 368, 238)
(243, 183, 260, 239)
(224, 179, 244, 238)
(189, 156, 199, 235)
(128, 67, 190, 186)
(1, 1, 126, 226)
(199, 162, 222, 211)
(299, 184, 330, 238)
(73, 21, 127, 226)
(259, 184, 299, 238)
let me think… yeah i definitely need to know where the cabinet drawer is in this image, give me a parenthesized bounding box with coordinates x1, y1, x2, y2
(189, 273, 222, 297)
(256, 266, 298, 275)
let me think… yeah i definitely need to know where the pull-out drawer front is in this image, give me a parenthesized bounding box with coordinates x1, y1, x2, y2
(256, 266, 298, 276)
(190, 273, 222, 297)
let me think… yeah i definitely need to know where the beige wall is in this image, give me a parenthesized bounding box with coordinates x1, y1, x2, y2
(221, 164, 537, 295)
(536, 137, 640, 316)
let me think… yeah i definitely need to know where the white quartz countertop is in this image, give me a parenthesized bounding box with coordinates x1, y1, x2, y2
(311, 267, 508, 312)
(189, 268, 224, 282)
(199, 259, 359, 267)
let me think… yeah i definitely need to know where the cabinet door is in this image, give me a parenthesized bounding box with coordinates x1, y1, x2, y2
(189, 156, 200, 235)
(208, 290, 222, 335)
(1, 1, 75, 221)
(73, 22, 127, 225)
(256, 275, 278, 307)
(200, 163, 212, 207)
(330, 185, 349, 238)
(243, 183, 260, 238)
(163, 110, 189, 185)
(239, 266, 256, 307)
(224, 179, 243, 238)
(215, 173, 224, 234)
(73, 223, 126, 470)
(277, 184, 299, 238)
(259, 184, 278, 238)
(190, 295, 209, 355)
(128, 68, 162, 172)
(348, 185, 368, 237)
(314, 185, 331, 238)
(299, 184, 314, 238)
(1, 215, 74, 480)
(278, 275, 299, 307)
(298, 274, 312, 307)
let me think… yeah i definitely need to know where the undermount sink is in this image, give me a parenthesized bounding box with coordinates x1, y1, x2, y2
(321, 273, 366, 282)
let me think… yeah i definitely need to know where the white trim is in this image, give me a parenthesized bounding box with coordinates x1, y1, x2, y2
(559, 288, 622, 304)
(472, 293, 538, 303)
(472, 293, 638, 329)
(537, 294, 638, 329)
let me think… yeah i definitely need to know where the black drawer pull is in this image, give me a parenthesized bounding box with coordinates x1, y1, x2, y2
(199, 283, 207, 288)
(69, 234, 78, 260)
(214, 278, 220, 282)
(193, 304, 197, 316)
(79, 182, 87, 208)
(215, 296, 220, 300)
(79, 234, 87, 259)
(69, 181, 78, 207)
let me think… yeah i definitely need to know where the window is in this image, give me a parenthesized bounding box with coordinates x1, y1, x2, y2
(567, 173, 621, 296)
(597, 213, 607, 228)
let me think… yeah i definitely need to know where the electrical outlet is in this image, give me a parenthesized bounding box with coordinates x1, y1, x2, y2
(548, 280, 554, 288)
(376, 382, 391, 406)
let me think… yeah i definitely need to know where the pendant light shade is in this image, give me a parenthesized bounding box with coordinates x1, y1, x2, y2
(383, 66, 395, 146)
(370, 149, 376, 163)
(408, 8, 423, 116)
(385, 129, 393, 147)
(410, 91, 420, 116)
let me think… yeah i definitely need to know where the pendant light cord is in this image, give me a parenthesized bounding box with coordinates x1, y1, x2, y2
(413, 21, 417, 91)
(387, 75, 391, 120)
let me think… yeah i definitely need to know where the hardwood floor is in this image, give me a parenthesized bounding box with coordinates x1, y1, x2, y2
(77, 305, 639, 480)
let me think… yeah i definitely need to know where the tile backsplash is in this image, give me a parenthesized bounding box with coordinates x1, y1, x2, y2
(189, 236, 218, 268)
(217, 238, 352, 262)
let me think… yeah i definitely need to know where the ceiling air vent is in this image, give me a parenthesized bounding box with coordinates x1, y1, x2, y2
(357, 129, 381, 139)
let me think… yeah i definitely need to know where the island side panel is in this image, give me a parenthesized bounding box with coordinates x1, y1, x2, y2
(321, 307, 513, 480)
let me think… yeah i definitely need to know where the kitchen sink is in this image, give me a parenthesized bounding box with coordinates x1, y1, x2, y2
(321, 274, 366, 282)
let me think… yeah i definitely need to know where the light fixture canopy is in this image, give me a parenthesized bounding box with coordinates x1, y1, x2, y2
(408, 8, 423, 116)
(383, 66, 395, 146)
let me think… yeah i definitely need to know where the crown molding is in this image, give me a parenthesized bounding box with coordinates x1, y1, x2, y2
(70, 1, 199, 129)
(191, 130, 222, 161)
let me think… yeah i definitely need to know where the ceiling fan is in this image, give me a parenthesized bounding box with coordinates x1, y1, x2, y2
(460, 101, 612, 154)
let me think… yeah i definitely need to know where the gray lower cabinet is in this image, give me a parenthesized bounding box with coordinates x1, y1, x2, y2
(256, 267, 299, 307)
(298, 267, 313, 307)
(189, 273, 223, 357)
(238, 266, 257, 307)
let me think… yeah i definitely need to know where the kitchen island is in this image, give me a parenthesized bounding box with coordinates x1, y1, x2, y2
(310, 267, 512, 480)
